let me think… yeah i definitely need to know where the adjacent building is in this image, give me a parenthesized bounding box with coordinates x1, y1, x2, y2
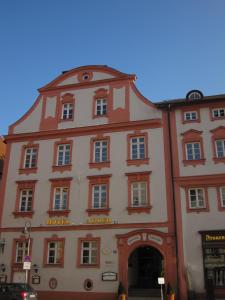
(158, 91, 225, 299)
(0, 66, 224, 299)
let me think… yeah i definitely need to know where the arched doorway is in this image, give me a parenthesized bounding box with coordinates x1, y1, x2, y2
(128, 246, 164, 291)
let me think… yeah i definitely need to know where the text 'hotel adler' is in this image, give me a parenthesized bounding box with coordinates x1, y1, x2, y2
(0, 66, 225, 300)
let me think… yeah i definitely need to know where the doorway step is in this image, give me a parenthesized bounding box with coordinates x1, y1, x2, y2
(129, 288, 161, 298)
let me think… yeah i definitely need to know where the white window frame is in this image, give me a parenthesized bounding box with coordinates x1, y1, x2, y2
(47, 241, 63, 264)
(62, 103, 74, 120)
(212, 108, 225, 118)
(15, 241, 28, 263)
(185, 142, 201, 160)
(24, 148, 38, 168)
(57, 144, 71, 166)
(94, 140, 108, 163)
(92, 184, 107, 209)
(215, 139, 225, 158)
(19, 189, 33, 212)
(81, 241, 98, 265)
(131, 182, 147, 207)
(220, 187, 225, 207)
(184, 111, 197, 121)
(131, 137, 146, 160)
(96, 98, 107, 116)
(188, 188, 205, 209)
(53, 187, 68, 210)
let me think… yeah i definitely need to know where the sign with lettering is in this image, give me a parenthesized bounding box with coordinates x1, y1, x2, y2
(203, 233, 225, 243)
(46, 218, 70, 225)
(87, 217, 112, 224)
(102, 272, 117, 281)
(23, 262, 31, 270)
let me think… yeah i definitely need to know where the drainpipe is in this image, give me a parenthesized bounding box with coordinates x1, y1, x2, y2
(166, 104, 180, 298)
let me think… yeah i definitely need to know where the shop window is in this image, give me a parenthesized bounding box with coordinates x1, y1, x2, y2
(87, 175, 111, 216)
(181, 129, 205, 166)
(44, 237, 65, 267)
(203, 247, 225, 288)
(89, 136, 110, 169)
(19, 143, 39, 174)
(77, 237, 100, 268)
(52, 140, 73, 172)
(48, 178, 72, 217)
(13, 180, 36, 218)
(126, 172, 151, 214)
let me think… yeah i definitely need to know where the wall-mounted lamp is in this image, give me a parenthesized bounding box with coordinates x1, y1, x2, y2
(0, 263, 6, 273)
(32, 264, 39, 274)
(0, 239, 5, 253)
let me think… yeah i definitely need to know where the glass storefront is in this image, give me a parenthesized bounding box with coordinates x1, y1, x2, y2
(200, 231, 225, 289)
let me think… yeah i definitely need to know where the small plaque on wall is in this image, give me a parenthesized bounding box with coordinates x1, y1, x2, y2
(32, 275, 40, 284)
(102, 272, 117, 281)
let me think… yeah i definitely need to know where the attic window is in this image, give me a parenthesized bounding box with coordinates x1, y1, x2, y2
(77, 71, 93, 83)
(186, 90, 203, 100)
(82, 73, 89, 80)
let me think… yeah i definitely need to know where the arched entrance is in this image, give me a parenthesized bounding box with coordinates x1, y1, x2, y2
(128, 246, 163, 290)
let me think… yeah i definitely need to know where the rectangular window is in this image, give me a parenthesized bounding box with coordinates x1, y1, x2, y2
(184, 111, 197, 121)
(188, 188, 205, 209)
(94, 140, 108, 163)
(96, 99, 107, 116)
(92, 184, 107, 209)
(131, 137, 145, 160)
(15, 241, 28, 263)
(81, 241, 98, 265)
(220, 187, 225, 207)
(24, 148, 38, 169)
(215, 140, 225, 158)
(19, 189, 33, 212)
(62, 103, 74, 120)
(131, 182, 147, 207)
(57, 144, 71, 166)
(185, 142, 201, 160)
(47, 241, 64, 264)
(53, 187, 68, 210)
(212, 108, 225, 118)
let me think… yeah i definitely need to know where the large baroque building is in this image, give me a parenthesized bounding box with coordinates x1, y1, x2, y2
(0, 66, 224, 300)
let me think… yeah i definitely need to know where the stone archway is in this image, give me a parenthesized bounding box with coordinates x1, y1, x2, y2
(116, 229, 177, 293)
(128, 245, 164, 290)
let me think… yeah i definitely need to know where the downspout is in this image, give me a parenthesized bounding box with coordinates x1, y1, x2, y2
(166, 104, 180, 298)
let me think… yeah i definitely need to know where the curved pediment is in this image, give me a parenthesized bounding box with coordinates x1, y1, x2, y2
(38, 65, 136, 92)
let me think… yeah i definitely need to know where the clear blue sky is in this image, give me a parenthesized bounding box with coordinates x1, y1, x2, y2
(1, 0, 225, 135)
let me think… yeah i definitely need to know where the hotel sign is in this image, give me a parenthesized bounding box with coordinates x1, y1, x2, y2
(87, 217, 112, 224)
(46, 218, 71, 225)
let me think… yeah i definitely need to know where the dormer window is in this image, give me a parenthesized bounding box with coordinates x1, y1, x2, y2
(186, 90, 203, 100)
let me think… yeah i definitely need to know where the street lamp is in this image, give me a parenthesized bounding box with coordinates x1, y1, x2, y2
(23, 221, 31, 284)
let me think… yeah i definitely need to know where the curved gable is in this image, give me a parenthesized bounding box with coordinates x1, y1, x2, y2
(38, 65, 136, 92)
